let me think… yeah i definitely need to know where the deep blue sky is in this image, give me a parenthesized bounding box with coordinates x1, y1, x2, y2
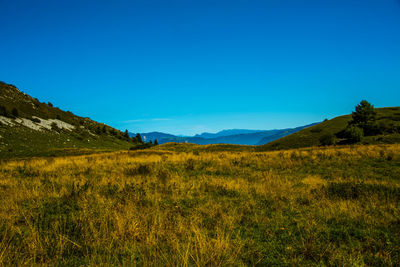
(1, 0, 399, 135)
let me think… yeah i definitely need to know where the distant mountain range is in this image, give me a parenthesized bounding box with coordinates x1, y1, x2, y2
(132, 124, 318, 146)
(194, 129, 265, 139)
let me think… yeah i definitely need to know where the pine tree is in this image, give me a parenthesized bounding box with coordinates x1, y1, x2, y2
(350, 100, 378, 135)
(154, 139, 159, 145)
(136, 133, 143, 143)
(351, 100, 376, 126)
(124, 129, 130, 138)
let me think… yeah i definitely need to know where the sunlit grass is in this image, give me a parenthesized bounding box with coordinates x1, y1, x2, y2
(0, 144, 399, 265)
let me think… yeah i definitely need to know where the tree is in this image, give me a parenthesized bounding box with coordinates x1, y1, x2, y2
(154, 139, 159, 145)
(11, 108, 19, 117)
(350, 100, 377, 135)
(136, 133, 143, 143)
(124, 129, 130, 138)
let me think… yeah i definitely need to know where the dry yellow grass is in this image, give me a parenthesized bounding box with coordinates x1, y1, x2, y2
(0, 144, 399, 265)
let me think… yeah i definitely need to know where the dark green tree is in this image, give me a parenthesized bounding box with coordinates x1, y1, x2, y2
(350, 100, 377, 135)
(11, 108, 19, 117)
(136, 133, 143, 143)
(154, 139, 159, 145)
(124, 129, 130, 138)
(351, 100, 376, 124)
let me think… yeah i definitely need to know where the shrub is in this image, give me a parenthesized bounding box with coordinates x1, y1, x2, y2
(11, 108, 19, 117)
(31, 117, 41, 123)
(0, 105, 8, 117)
(319, 133, 336, 146)
(377, 120, 395, 134)
(124, 164, 152, 176)
(344, 125, 364, 143)
(310, 127, 322, 133)
(50, 122, 61, 132)
(129, 143, 153, 150)
(95, 126, 102, 135)
(157, 169, 171, 186)
(363, 122, 380, 136)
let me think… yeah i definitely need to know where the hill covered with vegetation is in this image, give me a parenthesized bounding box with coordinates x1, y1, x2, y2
(258, 103, 400, 151)
(0, 81, 144, 158)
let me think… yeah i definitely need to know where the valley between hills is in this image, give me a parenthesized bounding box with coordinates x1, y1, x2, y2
(0, 81, 399, 265)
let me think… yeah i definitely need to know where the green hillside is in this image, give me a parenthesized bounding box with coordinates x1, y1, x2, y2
(258, 106, 400, 151)
(0, 82, 138, 158)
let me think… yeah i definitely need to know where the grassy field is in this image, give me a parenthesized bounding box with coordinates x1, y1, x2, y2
(0, 144, 399, 266)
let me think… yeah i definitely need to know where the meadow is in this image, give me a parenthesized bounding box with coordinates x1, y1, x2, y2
(0, 144, 399, 266)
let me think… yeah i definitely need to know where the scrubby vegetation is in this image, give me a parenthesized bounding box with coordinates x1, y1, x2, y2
(260, 104, 400, 151)
(0, 144, 399, 265)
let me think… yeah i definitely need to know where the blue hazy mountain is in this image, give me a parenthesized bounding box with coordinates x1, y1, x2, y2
(194, 129, 266, 139)
(133, 123, 318, 146)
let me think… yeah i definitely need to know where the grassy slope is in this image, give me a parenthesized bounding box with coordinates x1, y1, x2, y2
(258, 107, 400, 151)
(0, 144, 399, 265)
(0, 82, 135, 158)
(0, 125, 133, 158)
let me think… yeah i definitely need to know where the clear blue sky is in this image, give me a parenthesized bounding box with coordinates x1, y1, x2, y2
(1, 0, 399, 135)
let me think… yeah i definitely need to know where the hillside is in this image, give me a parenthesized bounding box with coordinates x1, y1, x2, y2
(258, 107, 400, 151)
(0, 82, 137, 158)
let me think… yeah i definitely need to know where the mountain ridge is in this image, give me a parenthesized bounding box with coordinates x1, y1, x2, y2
(0, 81, 137, 158)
